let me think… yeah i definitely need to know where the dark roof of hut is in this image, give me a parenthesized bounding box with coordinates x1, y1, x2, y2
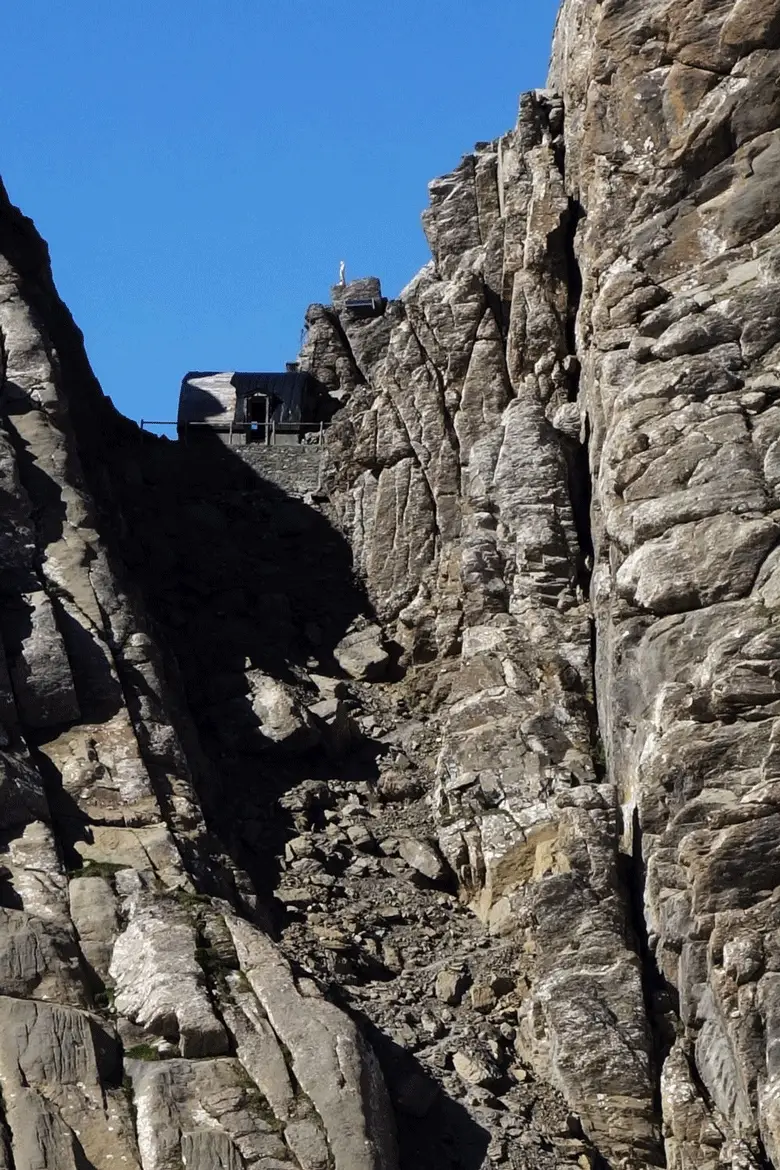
(178, 371, 318, 429)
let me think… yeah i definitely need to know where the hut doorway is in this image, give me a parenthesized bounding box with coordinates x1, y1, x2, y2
(247, 393, 271, 443)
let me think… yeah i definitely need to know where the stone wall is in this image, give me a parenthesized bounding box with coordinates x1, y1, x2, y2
(233, 444, 326, 496)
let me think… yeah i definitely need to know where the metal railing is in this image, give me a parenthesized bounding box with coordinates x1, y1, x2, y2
(139, 420, 330, 446)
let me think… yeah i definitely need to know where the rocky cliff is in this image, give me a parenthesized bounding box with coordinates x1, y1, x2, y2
(0, 1, 779, 1168)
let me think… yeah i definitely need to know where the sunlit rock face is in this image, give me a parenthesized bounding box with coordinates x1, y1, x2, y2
(1, 1, 780, 1167)
(551, 5, 780, 1167)
(299, 1, 780, 1165)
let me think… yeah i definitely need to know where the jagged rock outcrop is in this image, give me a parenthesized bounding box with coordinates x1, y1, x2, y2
(1, 1, 780, 1168)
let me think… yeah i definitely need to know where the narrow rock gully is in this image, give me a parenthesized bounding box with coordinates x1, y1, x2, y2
(61, 148, 659, 1170)
(76, 163, 631, 1166)
(94, 433, 519, 1170)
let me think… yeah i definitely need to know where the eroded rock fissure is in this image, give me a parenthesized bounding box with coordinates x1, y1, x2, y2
(563, 198, 584, 364)
(622, 809, 677, 1127)
(561, 195, 594, 597)
(326, 309, 370, 386)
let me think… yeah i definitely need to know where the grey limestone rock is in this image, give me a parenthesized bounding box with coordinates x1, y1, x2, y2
(435, 968, 471, 1006)
(333, 622, 390, 681)
(110, 901, 230, 1058)
(1, 0, 780, 1166)
(397, 836, 451, 884)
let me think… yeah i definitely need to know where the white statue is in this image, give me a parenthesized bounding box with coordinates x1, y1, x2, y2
(338, 260, 346, 287)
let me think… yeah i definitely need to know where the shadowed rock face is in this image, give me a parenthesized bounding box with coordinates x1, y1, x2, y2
(1, 2, 780, 1169)
(0, 184, 398, 1170)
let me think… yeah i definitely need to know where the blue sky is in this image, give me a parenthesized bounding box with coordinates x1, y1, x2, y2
(4, 1, 560, 427)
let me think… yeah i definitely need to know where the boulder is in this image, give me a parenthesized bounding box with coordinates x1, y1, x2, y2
(333, 625, 389, 682)
(398, 837, 450, 884)
(435, 968, 471, 1006)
